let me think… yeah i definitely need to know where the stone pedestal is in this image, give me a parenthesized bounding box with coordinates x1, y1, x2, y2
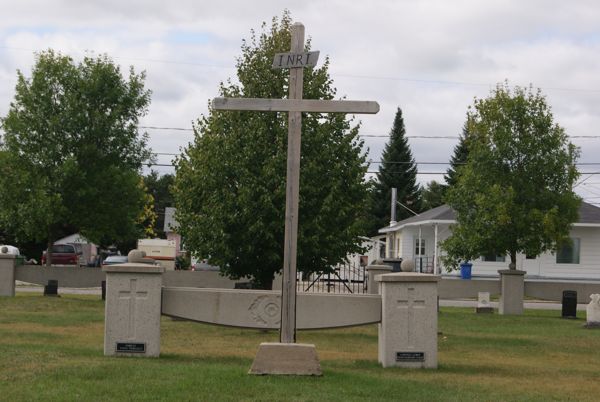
(376, 273, 439, 368)
(249, 343, 321, 375)
(498, 269, 525, 315)
(367, 264, 393, 295)
(0, 254, 16, 297)
(103, 263, 164, 357)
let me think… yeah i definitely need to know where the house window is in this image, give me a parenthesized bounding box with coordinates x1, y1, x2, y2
(481, 253, 506, 262)
(415, 238, 425, 256)
(556, 238, 580, 264)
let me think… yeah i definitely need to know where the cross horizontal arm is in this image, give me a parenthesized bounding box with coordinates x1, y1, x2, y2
(212, 97, 380, 114)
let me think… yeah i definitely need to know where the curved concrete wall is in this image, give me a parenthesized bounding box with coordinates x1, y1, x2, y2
(161, 287, 381, 329)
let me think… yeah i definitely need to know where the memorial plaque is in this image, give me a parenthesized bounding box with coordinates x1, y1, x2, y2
(116, 342, 146, 353)
(272, 51, 320, 68)
(396, 351, 425, 362)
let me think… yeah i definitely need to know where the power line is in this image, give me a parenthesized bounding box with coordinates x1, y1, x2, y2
(140, 126, 600, 141)
(3, 45, 599, 93)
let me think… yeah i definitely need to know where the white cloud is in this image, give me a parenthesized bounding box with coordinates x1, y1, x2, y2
(1, 0, 599, 199)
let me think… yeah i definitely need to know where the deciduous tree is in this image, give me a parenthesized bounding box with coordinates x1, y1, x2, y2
(0, 50, 152, 265)
(441, 83, 580, 270)
(173, 13, 369, 288)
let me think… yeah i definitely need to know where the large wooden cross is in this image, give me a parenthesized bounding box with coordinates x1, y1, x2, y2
(212, 22, 379, 344)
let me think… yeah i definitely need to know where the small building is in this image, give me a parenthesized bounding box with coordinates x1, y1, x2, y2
(378, 202, 600, 279)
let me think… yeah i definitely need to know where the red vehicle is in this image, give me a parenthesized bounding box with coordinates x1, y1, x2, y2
(41, 244, 80, 265)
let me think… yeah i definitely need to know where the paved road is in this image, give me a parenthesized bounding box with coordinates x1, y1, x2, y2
(17, 286, 102, 295)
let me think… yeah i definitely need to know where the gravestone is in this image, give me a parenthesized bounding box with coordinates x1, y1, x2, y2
(376, 273, 439, 368)
(103, 251, 164, 357)
(44, 279, 59, 296)
(561, 290, 578, 319)
(585, 294, 600, 328)
(476, 292, 493, 314)
(213, 22, 379, 375)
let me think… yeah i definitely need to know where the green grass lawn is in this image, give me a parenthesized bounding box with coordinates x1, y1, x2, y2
(1, 294, 599, 401)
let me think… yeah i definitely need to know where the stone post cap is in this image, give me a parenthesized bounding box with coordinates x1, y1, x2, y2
(0, 254, 16, 259)
(102, 250, 164, 273)
(103, 263, 164, 273)
(366, 264, 393, 272)
(498, 269, 526, 276)
(375, 272, 440, 283)
(400, 259, 415, 272)
(128, 249, 156, 263)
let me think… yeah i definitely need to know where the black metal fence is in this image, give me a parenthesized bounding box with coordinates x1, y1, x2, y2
(298, 262, 367, 294)
(414, 256, 435, 273)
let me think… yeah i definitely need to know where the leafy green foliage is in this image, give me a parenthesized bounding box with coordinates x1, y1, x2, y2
(143, 171, 175, 237)
(444, 124, 470, 189)
(0, 50, 152, 258)
(441, 83, 580, 270)
(368, 108, 421, 234)
(173, 13, 370, 288)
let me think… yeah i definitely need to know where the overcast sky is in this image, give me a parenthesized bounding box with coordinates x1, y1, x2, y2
(1, 1, 599, 204)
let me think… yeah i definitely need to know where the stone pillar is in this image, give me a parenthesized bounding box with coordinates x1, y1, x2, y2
(376, 272, 439, 368)
(0, 254, 16, 297)
(366, 264, 393, 295)
(498, 269, 525, 315)
(103, 263, 164, 357)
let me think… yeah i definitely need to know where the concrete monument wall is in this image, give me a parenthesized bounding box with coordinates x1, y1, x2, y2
(161, 287, 381, 329)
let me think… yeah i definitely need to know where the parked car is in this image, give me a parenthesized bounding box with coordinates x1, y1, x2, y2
(41, 244, 80, 265)
(102, 255, 129, 266)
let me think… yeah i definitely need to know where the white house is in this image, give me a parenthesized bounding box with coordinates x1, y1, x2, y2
(378, 202, 600, 279)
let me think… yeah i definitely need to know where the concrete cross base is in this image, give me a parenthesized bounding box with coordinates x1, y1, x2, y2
(476, 307, 494, 314)
(249, 343, 322, 376)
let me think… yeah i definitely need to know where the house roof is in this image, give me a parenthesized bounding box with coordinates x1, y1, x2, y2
(379, 201, 600, 233)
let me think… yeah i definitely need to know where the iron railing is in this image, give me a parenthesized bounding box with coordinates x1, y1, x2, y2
(298, 262, 367, 294)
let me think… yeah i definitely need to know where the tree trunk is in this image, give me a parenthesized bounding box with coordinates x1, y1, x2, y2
(46, 239, 54, 267)
(509, 250, 517, 270)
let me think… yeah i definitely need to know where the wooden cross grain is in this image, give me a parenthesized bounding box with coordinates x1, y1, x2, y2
(212, 22, 379, 344)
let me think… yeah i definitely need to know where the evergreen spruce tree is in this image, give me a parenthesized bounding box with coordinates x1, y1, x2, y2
(369, 108, 421, 234)
(444, 124, 470, 188)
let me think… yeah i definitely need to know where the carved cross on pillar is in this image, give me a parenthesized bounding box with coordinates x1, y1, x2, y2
(119, 279, 148, 339)
(212, 22, 379, 344)
(397, 287, 425, 347)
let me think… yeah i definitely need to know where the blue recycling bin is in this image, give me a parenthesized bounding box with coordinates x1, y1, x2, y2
(460, 262, 472, 279)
